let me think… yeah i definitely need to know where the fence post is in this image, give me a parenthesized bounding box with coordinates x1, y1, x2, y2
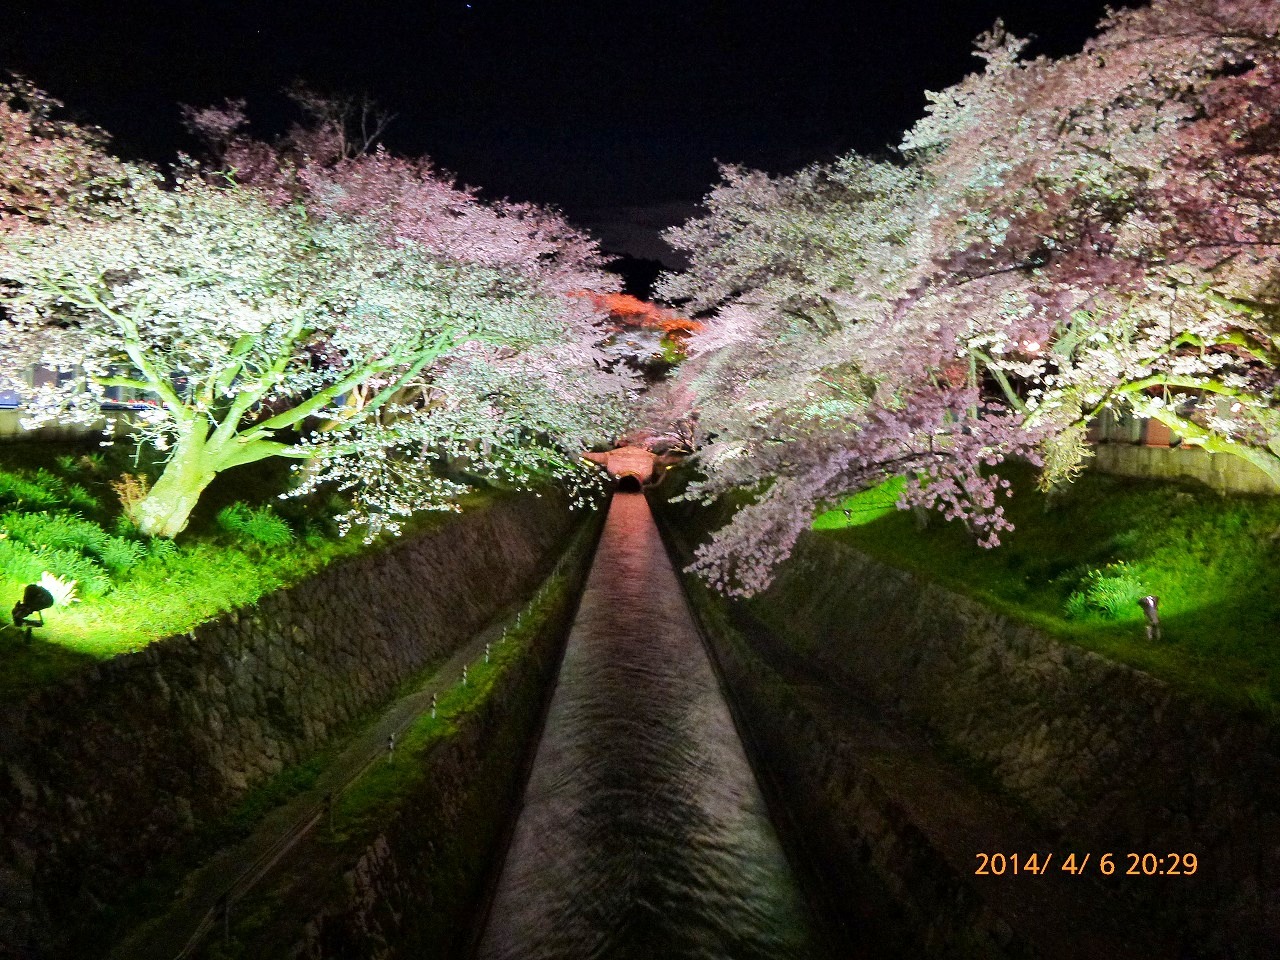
(218, 893, 230, 944)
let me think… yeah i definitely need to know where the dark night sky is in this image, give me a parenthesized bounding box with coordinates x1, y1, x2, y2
(1, 1, 1116, 266)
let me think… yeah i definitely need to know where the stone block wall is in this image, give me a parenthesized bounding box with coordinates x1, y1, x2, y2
(654, 485, 1280, 958)
(0, 493, 575, 954)
(194, 508, 603, 960)
(748, 532, 1280, 957)
(289, 540, 587, 960)
(683, 593, 1019, 959)
(1093, 442, 1279, 495)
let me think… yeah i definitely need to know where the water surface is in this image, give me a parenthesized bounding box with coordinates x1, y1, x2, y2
(475, 492, 826, 960)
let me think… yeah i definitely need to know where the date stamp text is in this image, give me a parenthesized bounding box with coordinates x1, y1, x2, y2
(974, 852, 1198, 877)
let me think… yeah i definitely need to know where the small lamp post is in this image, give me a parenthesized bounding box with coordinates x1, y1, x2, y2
(1138, 595, 1161, 642)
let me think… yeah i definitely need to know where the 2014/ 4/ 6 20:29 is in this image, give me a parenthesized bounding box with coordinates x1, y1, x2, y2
(974, 852, 1199, 876)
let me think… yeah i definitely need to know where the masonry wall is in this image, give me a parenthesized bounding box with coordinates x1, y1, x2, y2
(286, 602, 567, 960)
(760, 535, 1280, 955)
(1093, 442, 1279, 495)
(0, 493, 575, 956)
(224, 513, 603, 960)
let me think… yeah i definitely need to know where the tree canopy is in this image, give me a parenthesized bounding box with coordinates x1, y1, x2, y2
(1, 88, 634, 537)
(658, 0, 1280, 595)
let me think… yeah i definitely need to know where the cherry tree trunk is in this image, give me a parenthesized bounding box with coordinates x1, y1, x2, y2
(131, 430, 219, 538)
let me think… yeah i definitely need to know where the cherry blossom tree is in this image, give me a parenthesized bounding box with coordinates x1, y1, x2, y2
(660, 0, 1280, 595)
(1, 77, 138, 379)
(892, 2, 1280, 488)
(0, 76, 134, 233)
(1, 95, 634, 538)
(658, 155, 1042, 594)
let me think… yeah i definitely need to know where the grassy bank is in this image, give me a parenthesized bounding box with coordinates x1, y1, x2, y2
(823, 465, 1280, 713)
(0, 439, 486, 698)
(672, 464, 1280, 715)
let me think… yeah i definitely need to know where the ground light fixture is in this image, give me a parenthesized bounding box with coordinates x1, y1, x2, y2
(11, 582, 55, 639)
(1138, 595, 1161, 642)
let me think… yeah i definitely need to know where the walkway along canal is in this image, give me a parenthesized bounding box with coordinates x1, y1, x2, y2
(474, 491, 834, 960)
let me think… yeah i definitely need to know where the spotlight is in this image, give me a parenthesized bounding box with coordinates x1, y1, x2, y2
(12, 582, 55, 631)
(1138, 595, 1160, 642)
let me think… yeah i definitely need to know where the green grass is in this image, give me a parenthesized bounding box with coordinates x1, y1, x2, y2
(812, 476, 907, 530)
(0, 439, 490, 698)
(814, 462, 1280, 715)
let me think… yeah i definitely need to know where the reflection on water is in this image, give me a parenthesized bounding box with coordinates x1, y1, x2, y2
(474, 492, 827, 960)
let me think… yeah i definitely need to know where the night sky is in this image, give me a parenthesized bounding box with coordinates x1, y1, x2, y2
(2, 1, 1115, 271)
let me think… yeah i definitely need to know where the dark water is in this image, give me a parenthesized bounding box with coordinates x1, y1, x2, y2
(474, 492, 827, 960)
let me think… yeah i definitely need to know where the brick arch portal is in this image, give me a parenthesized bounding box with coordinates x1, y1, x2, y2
(581, 445, 681, 489)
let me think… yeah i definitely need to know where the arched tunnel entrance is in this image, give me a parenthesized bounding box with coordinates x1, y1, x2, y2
(582, 445, 682, 491)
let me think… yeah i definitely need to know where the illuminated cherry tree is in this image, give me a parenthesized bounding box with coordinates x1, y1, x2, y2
(1, 94, 634, 538)
(1, 77, 138, 377)
(897, 2, 1280, 485)
(661, 0, 1280, 594)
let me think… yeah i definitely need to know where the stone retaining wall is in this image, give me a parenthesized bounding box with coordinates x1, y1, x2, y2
(217, 509, 602, 960)
(1094, 442, 1279, 495)
(681, 591, 1014, 958)
(0, 493, 575, 957)
(758, 534, 1280, 957)
(287, 636, 559, 960)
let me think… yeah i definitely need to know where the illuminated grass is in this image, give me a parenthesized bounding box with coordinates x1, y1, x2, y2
(657, 464, 1280, 716)
(0, 440, 487, 697)
(820, 463, 1280, 715)
(812, 476, 906, 530)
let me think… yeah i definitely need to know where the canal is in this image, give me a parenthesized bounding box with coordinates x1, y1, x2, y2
(474, 490, 833, 960)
